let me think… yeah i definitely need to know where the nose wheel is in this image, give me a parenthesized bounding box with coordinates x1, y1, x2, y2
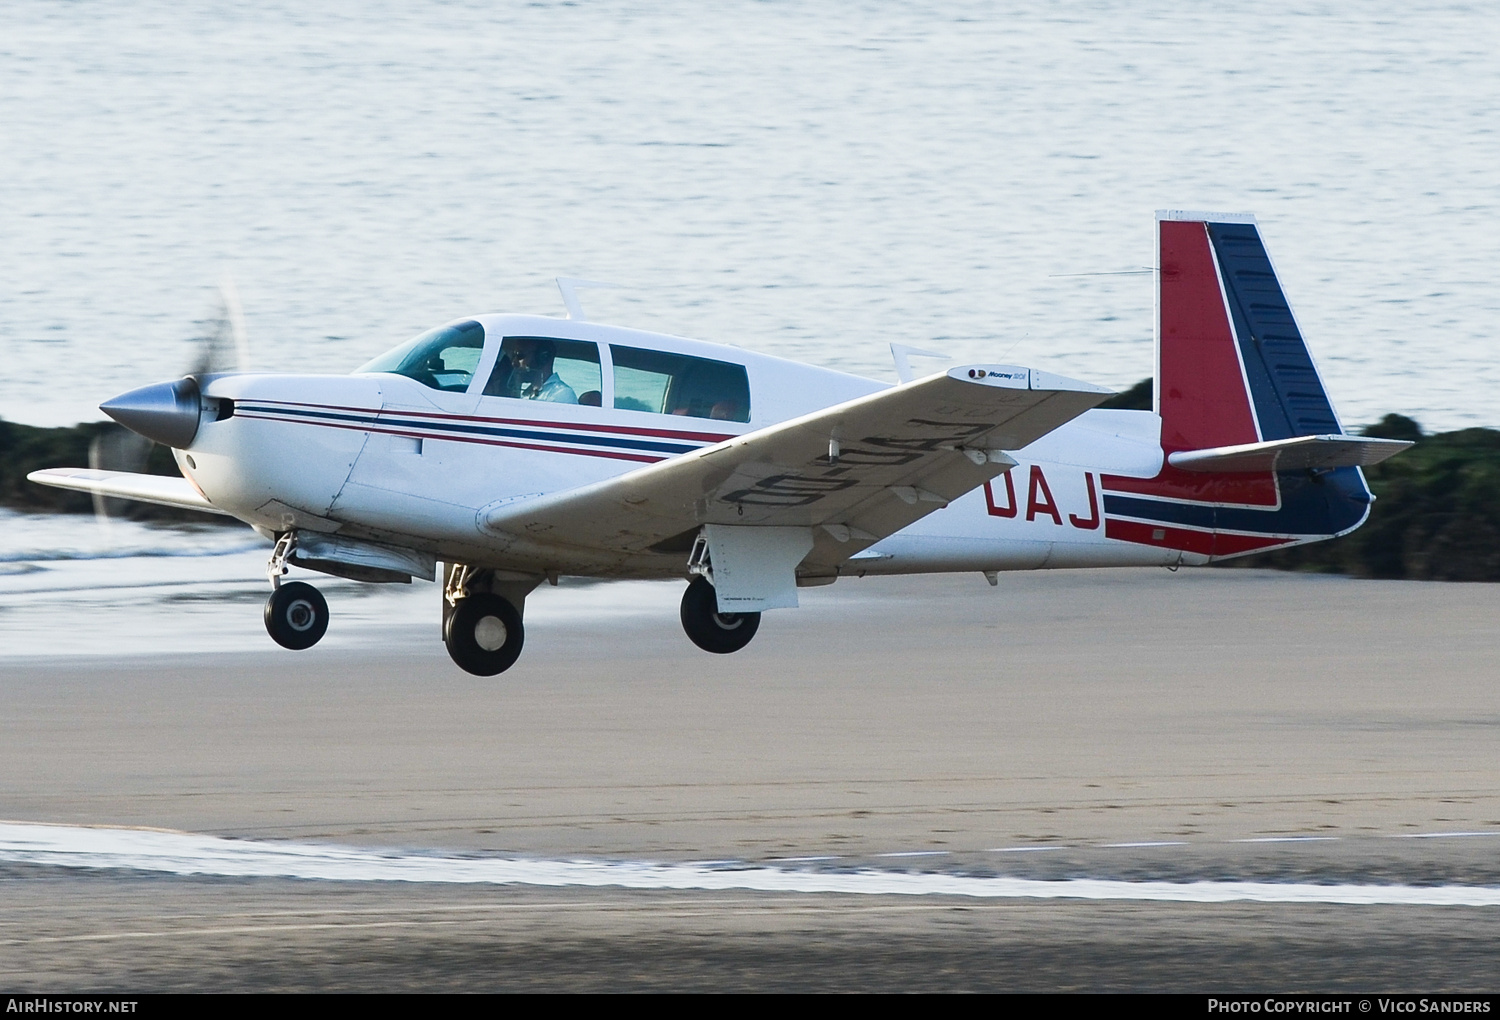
(264, 581, 330, 650)
(444, 593, 525, 675)
(680, 577, 760, 654)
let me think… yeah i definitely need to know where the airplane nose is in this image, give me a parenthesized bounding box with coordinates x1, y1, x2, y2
(99, 377, 203, 449)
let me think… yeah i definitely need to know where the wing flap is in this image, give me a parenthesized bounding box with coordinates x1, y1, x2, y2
(482, 365, 1110, 566)
(26, 468, 229, 515)
(1167, 435, 1413, 473)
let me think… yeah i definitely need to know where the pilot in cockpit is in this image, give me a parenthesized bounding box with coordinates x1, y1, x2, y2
(495, 337, 578, 404)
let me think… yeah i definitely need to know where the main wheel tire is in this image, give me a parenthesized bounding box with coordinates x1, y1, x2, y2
(264, 581, 329, 650)
(444, 593, 525, 676)
(680, 577, 760, 654)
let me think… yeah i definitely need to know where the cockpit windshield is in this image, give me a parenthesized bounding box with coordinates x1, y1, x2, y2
(356, 320, 486, 392)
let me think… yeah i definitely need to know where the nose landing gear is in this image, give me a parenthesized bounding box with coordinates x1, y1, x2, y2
(264, 581, 329, 650)
(263, 532, 329, 650)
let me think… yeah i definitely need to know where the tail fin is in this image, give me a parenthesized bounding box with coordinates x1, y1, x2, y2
(1156, 211, 1342, 452)
(1100, 212, 1382, 562)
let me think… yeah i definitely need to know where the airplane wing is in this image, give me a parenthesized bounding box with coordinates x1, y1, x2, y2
(482, 365, 1110, 574)
(26, 467, 230, 516)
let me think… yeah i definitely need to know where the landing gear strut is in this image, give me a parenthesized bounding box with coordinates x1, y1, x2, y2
(680, 576, 760, 654)
(263, 531, 330, 650)
(442, 564, 527, 675)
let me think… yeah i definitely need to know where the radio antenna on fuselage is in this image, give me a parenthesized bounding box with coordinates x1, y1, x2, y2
(556, 277, 623, 321)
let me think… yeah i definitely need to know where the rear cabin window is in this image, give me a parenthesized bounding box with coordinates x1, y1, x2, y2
(483, 337, 603, 406)
(610, 346, 750, 423)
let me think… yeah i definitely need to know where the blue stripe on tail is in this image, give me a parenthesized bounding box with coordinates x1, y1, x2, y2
(1205, 222, 1342, 441)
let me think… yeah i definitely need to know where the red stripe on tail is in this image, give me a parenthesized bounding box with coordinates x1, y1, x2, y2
(1158, 220, 1260, 452)
(1103, 218, 1278, 509)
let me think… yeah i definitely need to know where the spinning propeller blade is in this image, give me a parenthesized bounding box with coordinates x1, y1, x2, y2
(92, 277, 254, 524)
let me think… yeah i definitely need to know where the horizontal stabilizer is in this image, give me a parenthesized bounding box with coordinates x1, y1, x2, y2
(26, 468, 228, 515)
(1166, 435, 1413, 474)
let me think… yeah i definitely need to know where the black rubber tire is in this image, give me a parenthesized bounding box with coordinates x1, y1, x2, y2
(680, 577, 761, 654)
(444, 593, 525, 676)
(264, 581, 329, 650)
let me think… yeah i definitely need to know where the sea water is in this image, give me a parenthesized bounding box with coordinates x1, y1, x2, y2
(2, 0, 1496, 432)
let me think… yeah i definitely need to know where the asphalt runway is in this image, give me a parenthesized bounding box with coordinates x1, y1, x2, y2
(2, 567, 1498, 990)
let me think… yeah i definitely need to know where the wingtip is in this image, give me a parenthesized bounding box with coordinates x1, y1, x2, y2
(948, 365, 1112, 395)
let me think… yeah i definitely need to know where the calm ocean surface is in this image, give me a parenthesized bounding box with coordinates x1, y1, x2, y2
(3, 1, 1497, 431)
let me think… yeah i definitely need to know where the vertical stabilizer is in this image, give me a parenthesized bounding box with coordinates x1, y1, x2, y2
(1156, 211, 1342, 451)
(1100, 213, 1373, 562)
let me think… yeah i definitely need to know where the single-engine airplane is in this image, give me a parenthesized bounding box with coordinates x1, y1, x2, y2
(30, 212, 1412, 675)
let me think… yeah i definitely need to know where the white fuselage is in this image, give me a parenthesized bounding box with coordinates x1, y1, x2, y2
(180, 314, 1192, 581)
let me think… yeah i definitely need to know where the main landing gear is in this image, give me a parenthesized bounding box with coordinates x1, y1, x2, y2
(442, 564, 527, 676)
(264, 532, 330, 650)
(258, 530, 755, 668)
(680, 576, 760, 654)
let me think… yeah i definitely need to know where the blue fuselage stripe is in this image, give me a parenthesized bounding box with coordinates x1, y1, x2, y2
(235, 404, 705, 456)
(1105, 467, 1369, 536)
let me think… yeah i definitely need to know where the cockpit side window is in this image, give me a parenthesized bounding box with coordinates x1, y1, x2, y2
(356, 320, 486, 392)
(483, 337, 602, 405)
(610, 346, 750, 422)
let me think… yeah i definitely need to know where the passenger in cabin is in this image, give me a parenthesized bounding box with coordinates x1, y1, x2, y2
(504, 338, 578, 404)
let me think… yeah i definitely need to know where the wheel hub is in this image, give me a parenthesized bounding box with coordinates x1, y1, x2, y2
(286, 600, 316, 632)
(474, 615, 508, 651)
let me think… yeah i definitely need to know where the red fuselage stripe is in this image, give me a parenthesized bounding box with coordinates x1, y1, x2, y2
(235, 411, 665, 463)
(1105, 517, 1293, 556)
(243, 398, 736, 443)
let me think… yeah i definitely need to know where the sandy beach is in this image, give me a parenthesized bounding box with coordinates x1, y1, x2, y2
(3, 567, 1498, 989)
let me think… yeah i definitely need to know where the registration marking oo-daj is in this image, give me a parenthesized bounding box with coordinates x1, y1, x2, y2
(3, 822, 1500, 907)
